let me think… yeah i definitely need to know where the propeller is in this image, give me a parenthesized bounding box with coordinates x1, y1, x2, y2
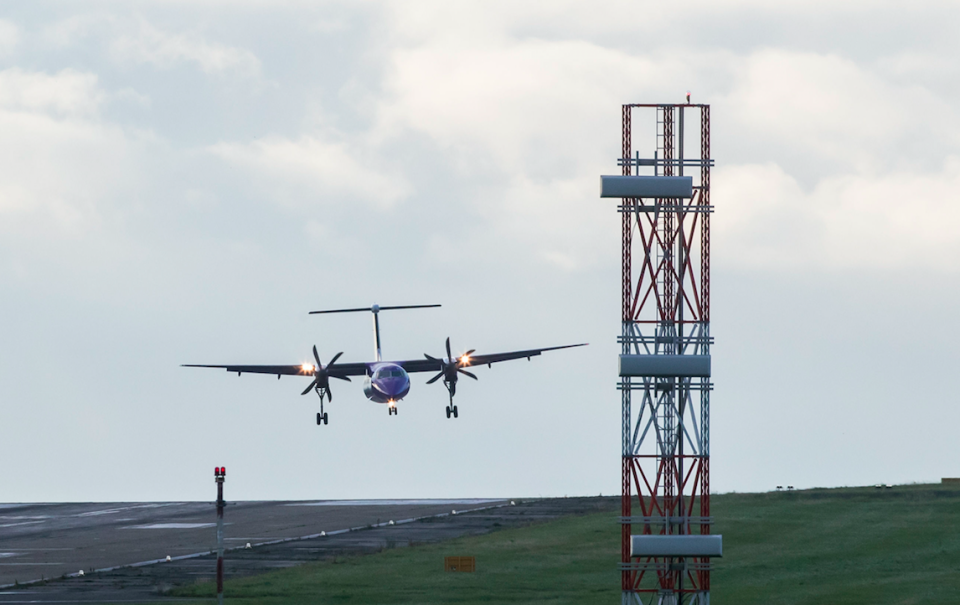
(425, 337, 477, 392)
(301, 345, 351, 401)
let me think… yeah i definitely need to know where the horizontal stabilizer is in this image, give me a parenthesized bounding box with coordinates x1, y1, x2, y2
(309, 304, 441, 315)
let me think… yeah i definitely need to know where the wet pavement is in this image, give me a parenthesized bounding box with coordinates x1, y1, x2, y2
(0, 497, 617, 603)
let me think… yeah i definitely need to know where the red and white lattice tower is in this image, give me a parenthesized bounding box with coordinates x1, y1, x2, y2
(602, 103, 718, 605)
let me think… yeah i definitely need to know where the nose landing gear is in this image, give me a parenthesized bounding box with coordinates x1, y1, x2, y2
(445, 405, 458, 419)
(316, 412, 328, 425)
(388, 401, 398, 416)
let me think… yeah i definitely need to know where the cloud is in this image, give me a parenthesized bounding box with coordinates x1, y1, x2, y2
(0, 19, 18, 56)
(370, 25, 704, 271)
(40, 14, 101, 48)
(110, 19, 261, 76)
(377, 36, 677, 174)
(0, 68, 104, 116)
(714, 158, 960, 270)
(371, 10, 960, 273)
(0, 68, 137, 234)
(721, 49, 955, 170)
(208, 135, 411, 206)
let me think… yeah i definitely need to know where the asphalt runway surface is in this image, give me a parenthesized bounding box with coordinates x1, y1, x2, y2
(0, 497, 617, 603)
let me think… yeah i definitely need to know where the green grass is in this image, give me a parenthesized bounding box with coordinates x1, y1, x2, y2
(174, 484, 960, 604)
(713, 484, 960, 603)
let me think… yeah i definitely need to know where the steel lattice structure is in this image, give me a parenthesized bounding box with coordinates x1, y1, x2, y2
(616, 103, 714, 605)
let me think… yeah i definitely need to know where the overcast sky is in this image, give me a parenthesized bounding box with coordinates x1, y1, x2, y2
(1, 1, 958, 502)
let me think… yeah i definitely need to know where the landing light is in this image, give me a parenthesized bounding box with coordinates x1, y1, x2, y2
(460, 355, 470, 364)
(388, 400, 396, 408)
(301, 363, 315, 373)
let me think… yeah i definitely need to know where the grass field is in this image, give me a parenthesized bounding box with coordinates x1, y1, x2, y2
(174, 484, 960, 604)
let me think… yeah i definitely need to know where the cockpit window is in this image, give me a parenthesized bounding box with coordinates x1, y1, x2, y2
(376, 367, 404, 379)
(392, 370, 404, 377)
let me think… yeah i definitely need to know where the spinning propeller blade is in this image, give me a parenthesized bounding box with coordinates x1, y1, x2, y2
(425, 337, 478, 390)
(302, 347, 348, 398)
(301, 379, 318, 396)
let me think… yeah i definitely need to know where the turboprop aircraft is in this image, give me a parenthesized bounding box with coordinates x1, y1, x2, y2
(183, 304, 586, 425)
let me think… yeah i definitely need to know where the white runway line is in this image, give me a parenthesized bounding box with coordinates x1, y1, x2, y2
(74, 510, 122, 517)
(125, 523, 216, 530)
(288, 498, 503, 506)
(0, 522, 44, 529)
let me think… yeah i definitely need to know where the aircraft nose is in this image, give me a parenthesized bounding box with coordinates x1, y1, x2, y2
(384, 377, 408, 397)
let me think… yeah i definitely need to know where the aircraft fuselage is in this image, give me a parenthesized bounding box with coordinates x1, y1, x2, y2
(362, 362, 411, 404)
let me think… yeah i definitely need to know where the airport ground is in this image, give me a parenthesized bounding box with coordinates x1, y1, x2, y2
(0, 496, 614, 603)
(1, 484, 959, 604)
(174, 483, 960, 605)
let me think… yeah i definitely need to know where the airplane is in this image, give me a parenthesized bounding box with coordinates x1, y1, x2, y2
(183, 304, 586, 425)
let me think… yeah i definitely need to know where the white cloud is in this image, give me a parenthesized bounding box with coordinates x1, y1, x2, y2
(110, 20, 261, 76)
(377, 37, 682, 173)
(715, 158, 960, 269)
(0, 19, 19, 56)
(370, 23, 707, 271)
(0, 68, 137, 234)
(721, 50, 956, 169)
(0, 68, 104, 116)
(40, 14, 101, 48)
(208, 135, 410, 206)
(373, 12, 960, 273)
(382, 0, 952, 46)
(484, 174, 612, 271)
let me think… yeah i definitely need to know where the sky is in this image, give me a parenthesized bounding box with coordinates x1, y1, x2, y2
(1, 1, 958, 502)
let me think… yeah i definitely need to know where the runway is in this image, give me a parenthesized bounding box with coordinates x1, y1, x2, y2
(0, 497, 614, 603)
(0, 499, 504, 587)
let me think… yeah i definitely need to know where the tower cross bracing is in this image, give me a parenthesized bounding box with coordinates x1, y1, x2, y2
(613, 103, 715, 605)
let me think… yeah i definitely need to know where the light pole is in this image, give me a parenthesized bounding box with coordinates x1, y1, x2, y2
(214, 466, 226, 605)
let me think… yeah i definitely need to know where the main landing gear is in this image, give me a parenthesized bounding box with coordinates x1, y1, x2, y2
(315, 390, 329, 426)
(445, 405, 459, 419)
(302, 346, 350, 428)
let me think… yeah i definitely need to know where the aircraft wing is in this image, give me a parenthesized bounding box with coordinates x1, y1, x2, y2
(181, 362, 369, 378)
(397, 343, 588, 373)
(184, 343, 587, 376)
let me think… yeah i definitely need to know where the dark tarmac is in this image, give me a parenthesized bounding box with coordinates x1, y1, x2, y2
(0, 497, 616, 603)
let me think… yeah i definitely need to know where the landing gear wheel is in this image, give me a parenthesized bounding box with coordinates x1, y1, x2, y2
(453, 405, 459, 418)
(445, 406, 451, 419)
(322, 412, 328, 425)
(316, 412, 322, 426)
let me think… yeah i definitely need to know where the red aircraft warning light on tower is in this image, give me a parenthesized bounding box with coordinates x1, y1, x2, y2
(601, 101, 719, 604)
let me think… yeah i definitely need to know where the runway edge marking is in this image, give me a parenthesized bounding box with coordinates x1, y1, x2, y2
(0, 501, 513, 590)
